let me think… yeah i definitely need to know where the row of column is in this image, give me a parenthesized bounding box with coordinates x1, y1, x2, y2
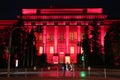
(42, 25, 105, 54)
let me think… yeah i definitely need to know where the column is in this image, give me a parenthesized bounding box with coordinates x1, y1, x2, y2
(100, 25, 105, 46)
(100, 25, 105, 54)
(54, 26, 58, 54)
(77, 26, 81, 54)
(66, 26, 69, 54)
(88, 26, 92, 39)
(43, 26, 46, 54)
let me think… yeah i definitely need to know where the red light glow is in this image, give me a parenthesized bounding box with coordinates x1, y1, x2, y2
(22, 9, 37, 14)
(22, 15, 107, 20)
(87, 8, 102, 14)
(0, 8, 110, 64)
(41, 9, 85, 14)
(1, 7, 119, 67)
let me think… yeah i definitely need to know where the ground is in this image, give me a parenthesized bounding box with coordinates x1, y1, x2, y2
(0, 65, 120, 80)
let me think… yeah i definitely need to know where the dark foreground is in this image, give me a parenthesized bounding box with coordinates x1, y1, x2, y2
(0, 65, 120, 80)
(0, 76, 120, 80)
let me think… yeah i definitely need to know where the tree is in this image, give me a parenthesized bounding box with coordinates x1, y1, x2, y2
(77, 53, 82, 66)
(104, 22, 120, 68)
(0, 28, 10, 68)
(26, 28, 37, 68)
(82, 26, 91, 67)
(10, 18, 27, 68)
(37, 53, 47, 67)
(90, 20, 104, 67)
(11, 28, 27, 68)
(13, 16, 23, 28)
(0, 44, 7, 68)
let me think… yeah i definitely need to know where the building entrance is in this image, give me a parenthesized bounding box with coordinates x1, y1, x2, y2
(59, 53, 64, 63)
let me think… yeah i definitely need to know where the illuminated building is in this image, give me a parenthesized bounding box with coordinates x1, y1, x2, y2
(0, 8, 120, 66)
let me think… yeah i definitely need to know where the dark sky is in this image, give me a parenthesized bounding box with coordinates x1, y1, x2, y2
(0, 0, 120, 19)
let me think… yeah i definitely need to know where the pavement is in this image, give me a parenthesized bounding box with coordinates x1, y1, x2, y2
(0, 65, 120, 80)
(0, 76, 120, 80)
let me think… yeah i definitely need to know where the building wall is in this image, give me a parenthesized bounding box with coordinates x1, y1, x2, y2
(1, 8, 120, 66)
(22, 8, 107, 64)
(33, 24, 107, 64)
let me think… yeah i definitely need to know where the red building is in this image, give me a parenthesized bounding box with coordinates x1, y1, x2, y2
(0, 8, 120, 66)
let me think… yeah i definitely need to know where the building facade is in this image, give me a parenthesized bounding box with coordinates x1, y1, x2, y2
(21, 8, 107, 64)
(0, 8, 120, 67)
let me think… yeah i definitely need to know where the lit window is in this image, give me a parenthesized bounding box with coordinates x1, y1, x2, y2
(50, 46, 54, 54)
(81, 47, 83, 54)
(60, 52, 64, 54)
(60, 33, 64, 40)
(38, 47, 43, 55)
(49, 34, 54, 40)
(70, 47, 74, 54)
(65, 56, 70, 63)
(39, 34, 42, 41)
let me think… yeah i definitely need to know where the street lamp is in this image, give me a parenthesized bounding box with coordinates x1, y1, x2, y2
(7, 27, 23, 77)
(82, 53, 85, 70)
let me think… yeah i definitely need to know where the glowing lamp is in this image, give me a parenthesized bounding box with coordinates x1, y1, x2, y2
(80, 71, 86, 78)
(15, 59, 18, 68)
(22, 9, 37, 14)
(81, 56, 85, 61)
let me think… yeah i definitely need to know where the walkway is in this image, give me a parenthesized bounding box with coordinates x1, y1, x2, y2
(0, 65, 120, 80)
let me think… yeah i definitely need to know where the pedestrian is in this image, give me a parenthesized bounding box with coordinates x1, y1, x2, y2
(62, 63, 65, 71)
(69, 63, 73, 71)
(62, 63, 66, 76)
(66, 63, 72, 71)
(66, 62, 70, 71)
(62, 63, 66, 71)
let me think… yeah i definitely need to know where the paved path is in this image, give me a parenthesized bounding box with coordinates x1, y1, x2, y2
(0, 70, 120, 80)
(0, 65, 120, 80)
(0, 76, 120, 80)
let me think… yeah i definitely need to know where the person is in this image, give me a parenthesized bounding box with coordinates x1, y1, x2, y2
(62, 63, 66, 76)
(69, 63, 73, 71)
(66, 62, 69, 71)
(62, 63, 66, 71)
(66, 62, 72, 71)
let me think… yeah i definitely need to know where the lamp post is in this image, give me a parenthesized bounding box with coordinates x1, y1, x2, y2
(82, 53, 85, 70)
(7, 27, 23, 77)
(80, 41, 85, 70)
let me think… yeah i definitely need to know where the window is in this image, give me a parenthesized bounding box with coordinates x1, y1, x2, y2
(81, 47, 83, 54)
(60, 52, 64, 54)
(70, 46, 74, 54)
(38, 47, 43, 55)
(70, 32, 74, 40)
(50, 46, 54, 54)
(60, 33, 64, 40)
(39, 34, 42, 41)
(49, 34, 54, 40)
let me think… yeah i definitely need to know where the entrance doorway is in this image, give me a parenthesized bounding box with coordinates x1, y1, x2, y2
(65, 56, 70, 63)
(59, 53, 64, 63)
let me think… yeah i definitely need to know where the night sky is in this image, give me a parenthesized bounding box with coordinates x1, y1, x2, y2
(0, 0, 120, 19)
